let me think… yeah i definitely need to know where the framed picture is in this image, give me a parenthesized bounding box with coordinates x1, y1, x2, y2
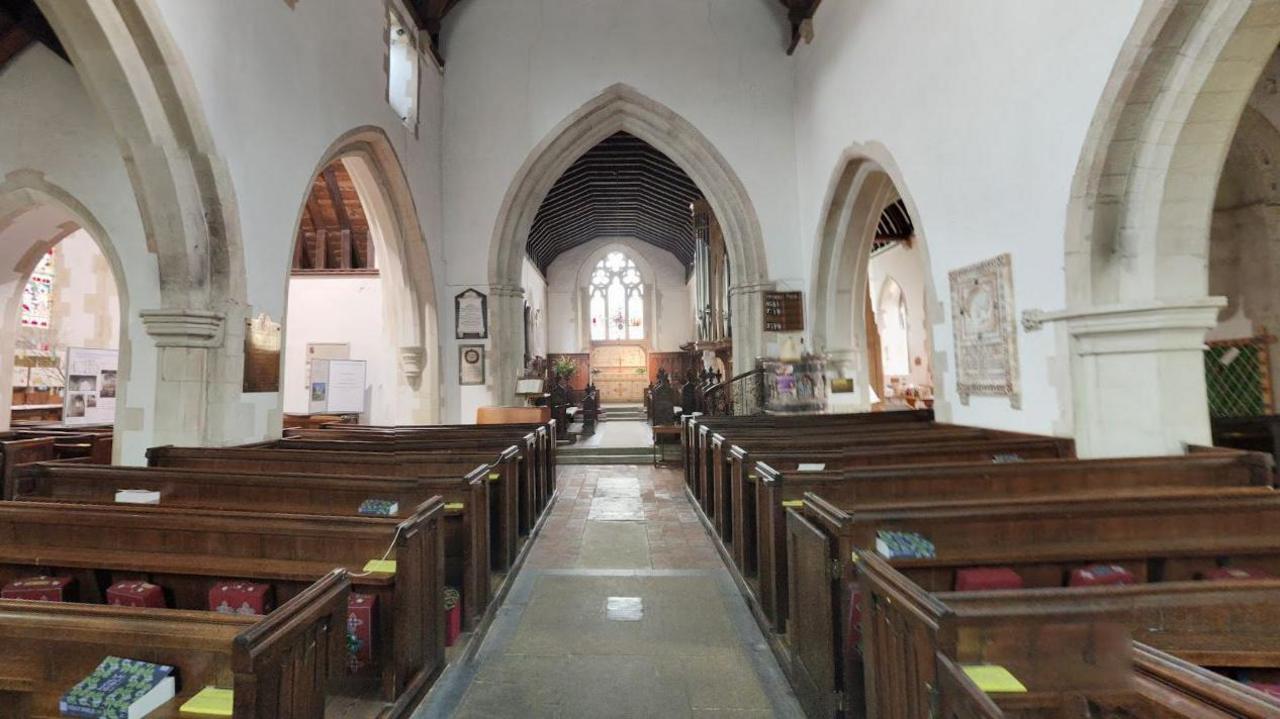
(459, 344, 485, 385)
(949, 253, 1020, 409)
(455, 288, 489, 339)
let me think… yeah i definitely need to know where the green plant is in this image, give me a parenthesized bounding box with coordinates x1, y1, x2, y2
(552, 357, 577, 379)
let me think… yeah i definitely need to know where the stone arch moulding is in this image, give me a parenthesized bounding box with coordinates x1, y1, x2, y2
(1033, 0, 1280, 458)
(285, 126, 441, 424)
(0, 174, 132, 443)
(808, 142, 943, 416)
(36, 0, 251, 453)
(572, 240, 661, 351)
(488, 83, 771, 404)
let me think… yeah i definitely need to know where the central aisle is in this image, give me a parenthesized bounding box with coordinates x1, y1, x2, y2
(415, 464, 804, 718)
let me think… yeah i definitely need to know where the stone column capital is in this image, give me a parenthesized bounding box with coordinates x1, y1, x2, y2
(399, 346, 426, 382)
(1061, 298, 1226, 356)
(488, 284, 526, 299)
(139, 309, 225, 348)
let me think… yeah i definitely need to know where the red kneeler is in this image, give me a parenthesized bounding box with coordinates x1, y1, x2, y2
(2, 576, 74, 602)
(1069, 564, 1135, 587)
(107, 581, 166, 608)
(954, 567, 1023, 591)
(1203, 567, 1273, 581)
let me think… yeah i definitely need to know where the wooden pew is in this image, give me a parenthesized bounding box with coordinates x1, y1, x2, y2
(752, 451, 1272, 632)
(0, 569, 350, 719)
(681, 409, 934, 495)
(718, 436, 1075, 556)
(11, 461, 491, 630)
(278, 425, 555, 521)
(0, 499, 446, 715)
(788, 493, 1280, 718)
(850, 551, 1280, 719)
(145, 444, 524, 574)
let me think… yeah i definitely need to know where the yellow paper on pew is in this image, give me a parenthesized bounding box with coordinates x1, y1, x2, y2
(180, 686, 233, 716)
(363, 560, 397, 575)
(444, 502, 465, 511)
(781, 500, 804, 509)
(488, 472, 501, 481)
(961, 665, 1027, 694)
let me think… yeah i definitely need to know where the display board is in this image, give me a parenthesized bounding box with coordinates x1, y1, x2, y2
(63, 347, 118, 425)
(763, 291, 804, 332)
(308, 358, 367, 414)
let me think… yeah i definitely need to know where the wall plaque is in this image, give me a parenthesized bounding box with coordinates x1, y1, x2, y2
(948, 253, 1020, 408)
(243, 313, 282, 393)
(459, 344, 486, 385)
(763, 291, 804, 332)
(455, 289, 489, 339)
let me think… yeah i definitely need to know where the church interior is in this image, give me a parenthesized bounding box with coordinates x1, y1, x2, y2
(1, 0, 1279, 716)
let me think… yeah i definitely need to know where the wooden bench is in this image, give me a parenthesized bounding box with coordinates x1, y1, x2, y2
(0, 569, 350, 719)
(752, 451, 1273, 632)
(12, 461, 491, 630)
(851, 551, 1280, 719)
(145, 444, 520, 575)
(0, 499, 446, 716)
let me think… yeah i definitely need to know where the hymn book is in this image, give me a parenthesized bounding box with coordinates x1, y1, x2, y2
(60, 656, 175, 718)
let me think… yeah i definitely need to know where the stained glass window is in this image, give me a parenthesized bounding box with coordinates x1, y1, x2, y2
(20, 250, 55, 329)
(589, 251, 644, 341)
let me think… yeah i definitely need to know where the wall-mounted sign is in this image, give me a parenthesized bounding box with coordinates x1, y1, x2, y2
(455, 289, 489, 339)
(308, 358, 367, 414)
(459, 344, 485, 385)
(763, 291, 804, 332)
(64, 347, 118, 425)
(243, 313, 282, 393)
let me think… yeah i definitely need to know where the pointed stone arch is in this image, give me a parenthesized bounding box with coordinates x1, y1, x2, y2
(284, 127, 441, 424)
(809, 142, 942, 413)
(1052, 0, 1280, 456)
(488, 83, 770, 403)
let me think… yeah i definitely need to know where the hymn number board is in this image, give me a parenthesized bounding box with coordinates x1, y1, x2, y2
(763, 291, 804, 332)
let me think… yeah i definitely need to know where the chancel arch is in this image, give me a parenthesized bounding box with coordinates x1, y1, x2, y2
(488, 83, 770, 405)
(1054, 0, 1280, 457)
(810, 143, 939, 413)
(281, 127, 440, 426)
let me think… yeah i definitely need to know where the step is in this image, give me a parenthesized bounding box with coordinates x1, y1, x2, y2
(560, 445, 653, 456)
(559, 453, 656, 465)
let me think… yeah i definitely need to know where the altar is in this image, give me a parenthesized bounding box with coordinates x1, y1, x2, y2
(590, 344, 647, 403)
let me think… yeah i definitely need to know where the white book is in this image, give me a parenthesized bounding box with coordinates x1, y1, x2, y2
(115, 489, 161, 505)
(129, 676, 175, 718)
(797, 463, 826, 472)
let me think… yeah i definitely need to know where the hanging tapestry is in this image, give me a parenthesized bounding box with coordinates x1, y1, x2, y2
(20, 251, 55, 329)
(948, 253, 1020, 409)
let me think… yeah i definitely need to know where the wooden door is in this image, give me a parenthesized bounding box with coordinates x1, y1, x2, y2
(786, 508, 841, 718)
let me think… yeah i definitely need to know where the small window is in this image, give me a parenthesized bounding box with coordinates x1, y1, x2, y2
(387, 10, 419, 129)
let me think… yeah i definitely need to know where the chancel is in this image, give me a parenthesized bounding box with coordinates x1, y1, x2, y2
(0, 0, 1278, 716)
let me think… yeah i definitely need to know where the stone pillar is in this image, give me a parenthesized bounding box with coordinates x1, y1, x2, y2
(728, 281, 773, 378)
(488, 284, 526, 407)
(1030, 299, 1225, 458)
(133, 308, 248, 457)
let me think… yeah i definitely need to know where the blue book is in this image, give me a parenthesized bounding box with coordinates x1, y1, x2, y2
(60, 656, 175, 719)
(358, 499, 399, 516)
(875, 530, 936, 559)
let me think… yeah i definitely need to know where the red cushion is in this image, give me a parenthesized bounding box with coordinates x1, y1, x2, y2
(1202, 567, 1273, 581)
(1069, 564, 1136, 587)
(107, 580, 166, 608)
(1248, 682, 1280, 700)
(209, 581, 273, 615)
(1, 576, 73, 602)
(955, 567, 1023, 591)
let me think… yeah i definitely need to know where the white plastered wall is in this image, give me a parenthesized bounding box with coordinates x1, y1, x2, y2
(441, 0, 798, 421)
(793, 0, 1144, 435)
(522, 256, 549, 361)
(868, 243, 932, 391)
(544, 238, 693, 354)
(20, 229, 121, 355)
(0, 45, 155, 456)
(151, 0, 447, 429)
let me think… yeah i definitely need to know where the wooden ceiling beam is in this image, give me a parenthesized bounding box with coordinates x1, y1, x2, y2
(322, 165, 354, 233)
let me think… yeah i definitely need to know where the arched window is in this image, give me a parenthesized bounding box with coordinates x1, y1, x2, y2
(589, 251, 644, 341)
(878, 278, 910, 377)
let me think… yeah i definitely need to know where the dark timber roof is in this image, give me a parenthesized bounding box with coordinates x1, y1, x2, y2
(0, 0, 67, 71)
(526, 131, 704, 273)
(872, 199, 914, 255)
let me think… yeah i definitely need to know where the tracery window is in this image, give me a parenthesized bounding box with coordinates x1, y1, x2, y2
(20, 250, 55, 329)
(878, 278, 910, 377)
(589, 251, 644, 341)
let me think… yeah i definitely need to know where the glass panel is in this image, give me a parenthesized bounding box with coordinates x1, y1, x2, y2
(590, 291, 607, 341)
(607, 278, 626, 340)
(627, 288, 644, 340)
